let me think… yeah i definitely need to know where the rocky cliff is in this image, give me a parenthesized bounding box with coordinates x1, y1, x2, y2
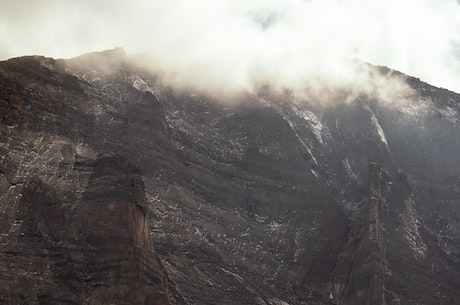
(1, 49, 459, 304)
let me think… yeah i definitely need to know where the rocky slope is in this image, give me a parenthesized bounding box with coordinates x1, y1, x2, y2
(1, 49, 459, 304)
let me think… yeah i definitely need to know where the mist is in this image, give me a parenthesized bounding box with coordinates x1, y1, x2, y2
(1, 0, 459, 98)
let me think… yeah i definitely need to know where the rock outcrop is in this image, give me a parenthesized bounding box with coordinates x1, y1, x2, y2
(0, 54, 182, 305)
(1, 49, 460, 304)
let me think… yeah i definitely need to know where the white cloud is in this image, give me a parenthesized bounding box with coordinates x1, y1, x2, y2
(1, 0, 459, 93)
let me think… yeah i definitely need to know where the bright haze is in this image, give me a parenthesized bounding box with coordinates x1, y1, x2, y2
(1, 0, 460, 95)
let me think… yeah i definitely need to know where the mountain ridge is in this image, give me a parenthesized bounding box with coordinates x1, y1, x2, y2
(1, 49, 459, 305)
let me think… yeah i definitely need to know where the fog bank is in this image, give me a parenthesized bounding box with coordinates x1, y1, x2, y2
(1, 0, 459, 95)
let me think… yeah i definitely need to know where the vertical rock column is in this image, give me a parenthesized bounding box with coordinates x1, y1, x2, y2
(70, 153, 179, 305)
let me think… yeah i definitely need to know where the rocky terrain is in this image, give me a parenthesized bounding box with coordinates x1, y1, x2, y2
(1, 48, 459, 305)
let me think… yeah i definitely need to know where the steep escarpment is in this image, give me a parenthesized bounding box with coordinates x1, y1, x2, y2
(0, 55, 182, 305)
(0, 154, 179, 305)
(1, 50, 460, 304)
(331, 161, 424, 305)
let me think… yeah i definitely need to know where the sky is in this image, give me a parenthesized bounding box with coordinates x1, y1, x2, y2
(1, 0, 459, 94)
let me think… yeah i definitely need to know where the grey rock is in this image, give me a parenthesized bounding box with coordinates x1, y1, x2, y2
(1, 49, 459, 305)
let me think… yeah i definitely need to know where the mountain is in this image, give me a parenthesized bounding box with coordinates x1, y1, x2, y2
(1, 49, 459, 305)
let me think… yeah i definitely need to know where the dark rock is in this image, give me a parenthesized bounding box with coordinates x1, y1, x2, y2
(1, 50, 460, 305)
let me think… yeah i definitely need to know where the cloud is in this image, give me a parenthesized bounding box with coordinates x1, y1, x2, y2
(1, 0, 459, 95)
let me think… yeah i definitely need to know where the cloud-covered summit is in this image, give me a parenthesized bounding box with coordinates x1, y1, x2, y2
(1, 0, 459, 94)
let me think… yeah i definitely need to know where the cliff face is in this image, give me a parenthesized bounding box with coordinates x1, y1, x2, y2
(331, 161, 429, 305)
(0, 153, 178, 305)
(0, 54, 182, 305)
(1, 50, 460, 305)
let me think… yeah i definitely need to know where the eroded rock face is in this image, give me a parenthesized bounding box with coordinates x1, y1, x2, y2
(0, 55, 182, 305)
(1, 50, 460, 305)
(0, 153, 181, 305)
